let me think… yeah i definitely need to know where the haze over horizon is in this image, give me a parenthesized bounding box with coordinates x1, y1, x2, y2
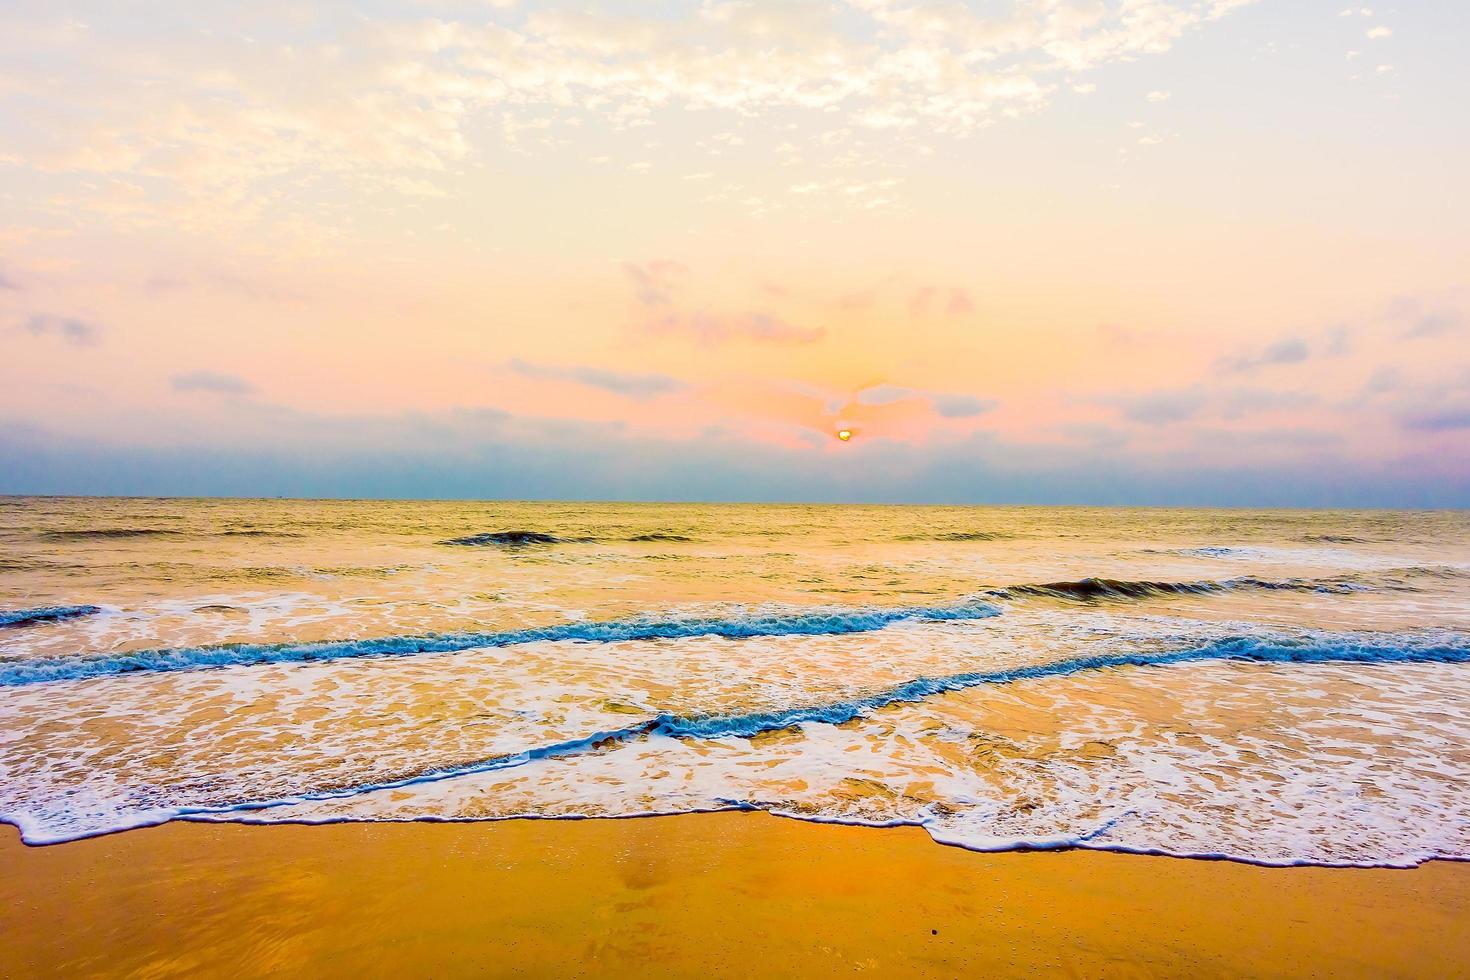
(2, 1, 1467, 506)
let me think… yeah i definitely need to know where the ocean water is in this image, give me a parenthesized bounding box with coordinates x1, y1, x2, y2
(1, 498, 1468, 867)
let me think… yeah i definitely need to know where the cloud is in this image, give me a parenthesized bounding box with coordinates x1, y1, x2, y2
(623, 260, 689, 307)
(1117, 388, 1208, 424)
(623, 259, 823, 346)
(507, 358, 688, 399)
(0, 1, 1262, 228)
(4, 405, 1464, 508)
(1323, 325, 1353, 356)
(931, 393, 998, 418)
(0, 268, 19, 290)
(908, 286, 973, 317)
(1403, 311, 1464, 339)
(21, 314, 101, 346)
(1146, 90, 1172, 102)
(1109, 384, 1317, 424)
(1400, 409, 1470, 433)
(852, 384, 997, 418)
(1216, 387, 1318, 419)
(1366, 25, 1392, 38)
(1361, 367, 1401, 396)
(1217, 337, 1310, 373)
(1381, 296, 1467, 340)
(854, 384, 917, 407)
(171, 371, 256, 395)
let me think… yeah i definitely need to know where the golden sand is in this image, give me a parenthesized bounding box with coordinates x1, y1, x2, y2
(3, 814, 1468, 978)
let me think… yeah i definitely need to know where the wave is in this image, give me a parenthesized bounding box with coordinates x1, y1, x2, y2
(656, 631, 1470, 739)
(0, 605, 102, 628)
(39, 528, 183, 540)
(441, 530, 572, 546)
(176, 628, 1470, 824)
(1393, 565, 1470, 581)
(217, 530, 306, 538)
(0, 601, 1003, 687)
(897, 531, 1013, 542)
(441, 530, 694, 546)
(984, 575, 1371, 603)
(32, 527, 303, 543)
(1154, 546, 1252, 558)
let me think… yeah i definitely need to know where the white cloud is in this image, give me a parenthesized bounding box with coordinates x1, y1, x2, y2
(18, 313, 102, 346)
(506, 359, 688, 399)
(0, 0, 1261, 231)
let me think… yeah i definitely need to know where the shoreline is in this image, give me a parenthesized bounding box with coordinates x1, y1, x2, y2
(4, 812, 1468, 977)
(7, 809, 1469, 871)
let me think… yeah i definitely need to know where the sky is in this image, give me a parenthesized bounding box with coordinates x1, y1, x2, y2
(1, 0, 1467, 506)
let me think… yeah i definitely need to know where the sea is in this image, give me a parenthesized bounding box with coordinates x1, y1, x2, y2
(1, 497, 1467, 867)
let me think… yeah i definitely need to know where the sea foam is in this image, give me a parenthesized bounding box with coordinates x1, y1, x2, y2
(162, 627, 1470, 825)
(0, 601, 1003, 687)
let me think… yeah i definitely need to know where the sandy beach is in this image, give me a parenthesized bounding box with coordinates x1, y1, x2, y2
(4, 813, 1468, 978)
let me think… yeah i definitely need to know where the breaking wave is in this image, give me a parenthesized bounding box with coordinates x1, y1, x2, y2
(0, 605, 102, 628)
(0, 601, 1004, 687)
(441, 530, 571, 546)
(984, 575, 1374, 602)
(174, 627, 1470, 825)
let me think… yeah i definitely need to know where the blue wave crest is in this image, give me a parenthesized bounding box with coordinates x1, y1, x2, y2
(0, 605, 102, 628)
(0, 601, 1003, 687)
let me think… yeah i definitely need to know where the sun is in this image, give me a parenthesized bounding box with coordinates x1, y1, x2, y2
(837, 429, 853, 441)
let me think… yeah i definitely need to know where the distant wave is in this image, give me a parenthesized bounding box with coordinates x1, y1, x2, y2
(897, 531, 1013, 542)
(36, 527, 305, 541)
(441, 530, 694, 546)
(0, 605, 102, 628)
(180, 628, 1470, 822)
(1144, 546, 1253, 558)
(0, 601, 1003, 687)
(1393, 565, 1470, 581)
(217, 530, 307, 538)
(39, 528, 183, 540)
(984, 575, 1372, 603)
(442, 530, 570, 546)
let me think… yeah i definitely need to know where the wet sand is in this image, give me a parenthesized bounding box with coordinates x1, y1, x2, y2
(2, 813, 1468, 978)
